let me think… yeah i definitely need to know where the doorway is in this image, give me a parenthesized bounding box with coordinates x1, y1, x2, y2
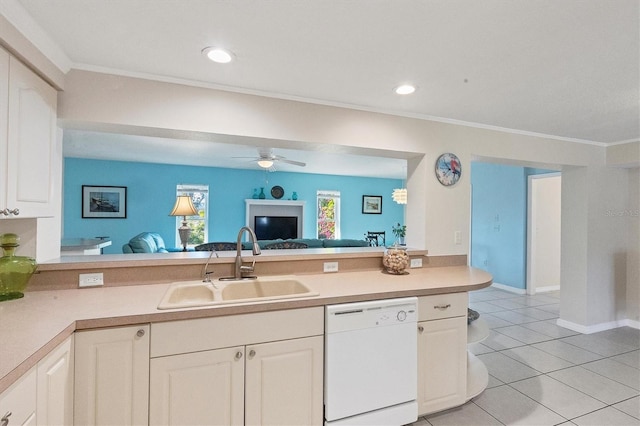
(527, 173, 561, 295)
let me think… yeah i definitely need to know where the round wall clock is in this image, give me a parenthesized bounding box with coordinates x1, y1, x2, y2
(435, 153, 462, 186)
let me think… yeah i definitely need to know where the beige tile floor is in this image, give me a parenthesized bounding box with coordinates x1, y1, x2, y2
(412, 286, 640, 426)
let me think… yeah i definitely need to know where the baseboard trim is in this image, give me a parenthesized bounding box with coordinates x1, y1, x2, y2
(557, 318, 640, 334)
(534, 285, 560, 293)
(491, 282, 526, 295)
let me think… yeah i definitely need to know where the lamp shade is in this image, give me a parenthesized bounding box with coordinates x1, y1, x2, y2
(257, 159, 274, 169)
(169, 195, 198, 217)
(392, 188, 407, 204)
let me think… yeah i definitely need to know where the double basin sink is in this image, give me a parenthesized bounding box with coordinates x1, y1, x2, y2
(157, 275, 318, 310)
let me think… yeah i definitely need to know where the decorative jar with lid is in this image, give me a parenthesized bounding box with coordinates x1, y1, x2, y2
(382, 245, 409, 275)
(0, 233, 37, 301)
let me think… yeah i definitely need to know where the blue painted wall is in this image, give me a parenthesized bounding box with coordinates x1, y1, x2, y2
(64, 158, 404, 254)
(470, 162, 555, 289)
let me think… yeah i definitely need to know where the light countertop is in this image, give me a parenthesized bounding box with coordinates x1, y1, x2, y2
(0, 265, 491, 394)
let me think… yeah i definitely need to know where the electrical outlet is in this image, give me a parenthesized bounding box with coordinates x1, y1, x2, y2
(454, 231, 462, 245)
(79, 272, 104, 287)
(323, 262, 339, 273)
(410, 258, 422, 268)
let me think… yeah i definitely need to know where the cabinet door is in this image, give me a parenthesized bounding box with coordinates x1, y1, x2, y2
(37, 336, 73, 426)
(149, 346, 245, 426)
(0, 49, 8, 212)
(417, 317, 467, 416)
(0, 367, 37, 426)
(74, 325, 149, 426)
(245, 336, 323, 426)
(5, 56, 56, 218)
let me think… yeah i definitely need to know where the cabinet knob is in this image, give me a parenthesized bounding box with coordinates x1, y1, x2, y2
(418, 325, 424, 333)
(235, 351, 243, 360)
(136, 329, 145, 337)
(433, 304, 451, 310)
(248, 349, 256, 358)
(1, 411, 11, 426)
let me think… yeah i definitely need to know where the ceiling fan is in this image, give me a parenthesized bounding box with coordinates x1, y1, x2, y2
(236, 148, 306, 170)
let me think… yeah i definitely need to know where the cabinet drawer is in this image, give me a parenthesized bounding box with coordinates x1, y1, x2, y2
(0, 367, 37, 426)
(151, 307, 324, 357)
(418, 292, 467, 321)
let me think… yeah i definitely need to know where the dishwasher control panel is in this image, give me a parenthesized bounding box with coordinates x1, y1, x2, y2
(325, 297, 418, 333)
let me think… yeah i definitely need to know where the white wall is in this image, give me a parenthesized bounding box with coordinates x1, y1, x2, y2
(628, 167, 640, 324)
(54, 70, 640, 330)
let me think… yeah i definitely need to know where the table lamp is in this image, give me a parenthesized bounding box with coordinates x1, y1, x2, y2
(169, 195, 198, 251)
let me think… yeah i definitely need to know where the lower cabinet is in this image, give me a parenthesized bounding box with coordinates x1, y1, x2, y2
(244, 336, 323, 426)
(417, 293, 468, 416)
(36, 336, 73, 426)
(150, 346, 245, 425)
(150, 336, 323, 426)
(0, 368, 37, 426)
(74, 325, 150, 426)
(149, 307, 324, 426)
(0, 336, 73, 426)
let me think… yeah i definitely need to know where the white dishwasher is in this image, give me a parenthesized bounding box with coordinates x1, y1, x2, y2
(324, 297, 418, 425)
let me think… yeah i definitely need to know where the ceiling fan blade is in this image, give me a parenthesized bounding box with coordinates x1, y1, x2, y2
(279, 158, 306, 167)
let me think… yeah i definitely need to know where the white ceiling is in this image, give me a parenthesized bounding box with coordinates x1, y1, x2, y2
(6, 0, 640, 176)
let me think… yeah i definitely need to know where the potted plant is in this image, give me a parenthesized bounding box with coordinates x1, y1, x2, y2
(392, 223, 406, 246)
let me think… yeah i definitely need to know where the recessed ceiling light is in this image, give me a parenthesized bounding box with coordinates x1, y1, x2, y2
(202, 46, 234, 64)
(394, 84, 416, 95)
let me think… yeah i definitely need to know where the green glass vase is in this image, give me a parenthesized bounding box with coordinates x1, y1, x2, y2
(0, 233, 37, 301)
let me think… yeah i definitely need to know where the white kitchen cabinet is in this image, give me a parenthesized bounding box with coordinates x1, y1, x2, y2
(417, 293, 468, 416)
(0, 336, 73, 426)
(37, 336, 73, 426)
(150, 346, 245, 426)
(150, 308, 324, 426)
(245, 336, 323, 426)
(74, 325, 149, 426)
(0, 367, 37, 426)
(0, 47, 57, 219)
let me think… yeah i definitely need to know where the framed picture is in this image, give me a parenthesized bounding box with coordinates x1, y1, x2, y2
(82, 185, 127, 218)
(362, 195, 382, 214)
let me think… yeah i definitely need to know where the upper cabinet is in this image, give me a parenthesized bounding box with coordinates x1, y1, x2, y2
(0, 47, 57, 219)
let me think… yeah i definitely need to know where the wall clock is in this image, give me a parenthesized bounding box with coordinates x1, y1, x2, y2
(435, 153, 462, 186)
(270, 185, 284, 199)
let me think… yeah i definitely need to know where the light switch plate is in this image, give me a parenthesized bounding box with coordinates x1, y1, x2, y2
(410, 258, 422, 268)
(79, 272, 104, 287)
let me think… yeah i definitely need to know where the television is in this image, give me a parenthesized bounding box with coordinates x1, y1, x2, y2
(254, 216, 298, 240)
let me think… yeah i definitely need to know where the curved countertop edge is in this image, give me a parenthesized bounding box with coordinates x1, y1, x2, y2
(0, 265, 491, 394)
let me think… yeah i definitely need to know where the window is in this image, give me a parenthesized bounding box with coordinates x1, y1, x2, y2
(317, 190, 340, 239)
(176, 184, 208, 247)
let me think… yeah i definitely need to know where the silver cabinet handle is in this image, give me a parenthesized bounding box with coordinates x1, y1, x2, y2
(248, 349, 256, 358)
(1, 208, 19, 216)
(136, 329, 145, 337)
(1, 411, 11, 426)
(235, 351, 243, 360)
(433, 304, 451, 310)
(418, 325, 424, 333)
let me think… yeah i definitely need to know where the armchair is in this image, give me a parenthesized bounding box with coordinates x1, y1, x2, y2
(122, 232, 169, 253)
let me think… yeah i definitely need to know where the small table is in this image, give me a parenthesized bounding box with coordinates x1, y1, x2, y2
(61, 238, 112, 256)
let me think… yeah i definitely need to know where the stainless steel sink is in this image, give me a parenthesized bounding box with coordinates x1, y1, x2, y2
(157, 276, 318, 309)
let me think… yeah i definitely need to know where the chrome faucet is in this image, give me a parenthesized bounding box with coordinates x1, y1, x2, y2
(202, 247, 218, 283)
(220, 226, 261, 281)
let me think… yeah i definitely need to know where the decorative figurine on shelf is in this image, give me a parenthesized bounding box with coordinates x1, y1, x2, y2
(292, 191, 298, 200)
(0, 233, 37, 301)
(252, 188, 259, 199)
(258, 187, 266, 199)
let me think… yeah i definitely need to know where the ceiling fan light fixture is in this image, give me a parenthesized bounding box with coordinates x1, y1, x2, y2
(202, 46, 234, 63)
(257, 159, 274, 169)
(394, 84, 416, 95)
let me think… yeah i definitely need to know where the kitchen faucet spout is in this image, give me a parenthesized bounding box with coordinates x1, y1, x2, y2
(220, 226, 261, 281)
